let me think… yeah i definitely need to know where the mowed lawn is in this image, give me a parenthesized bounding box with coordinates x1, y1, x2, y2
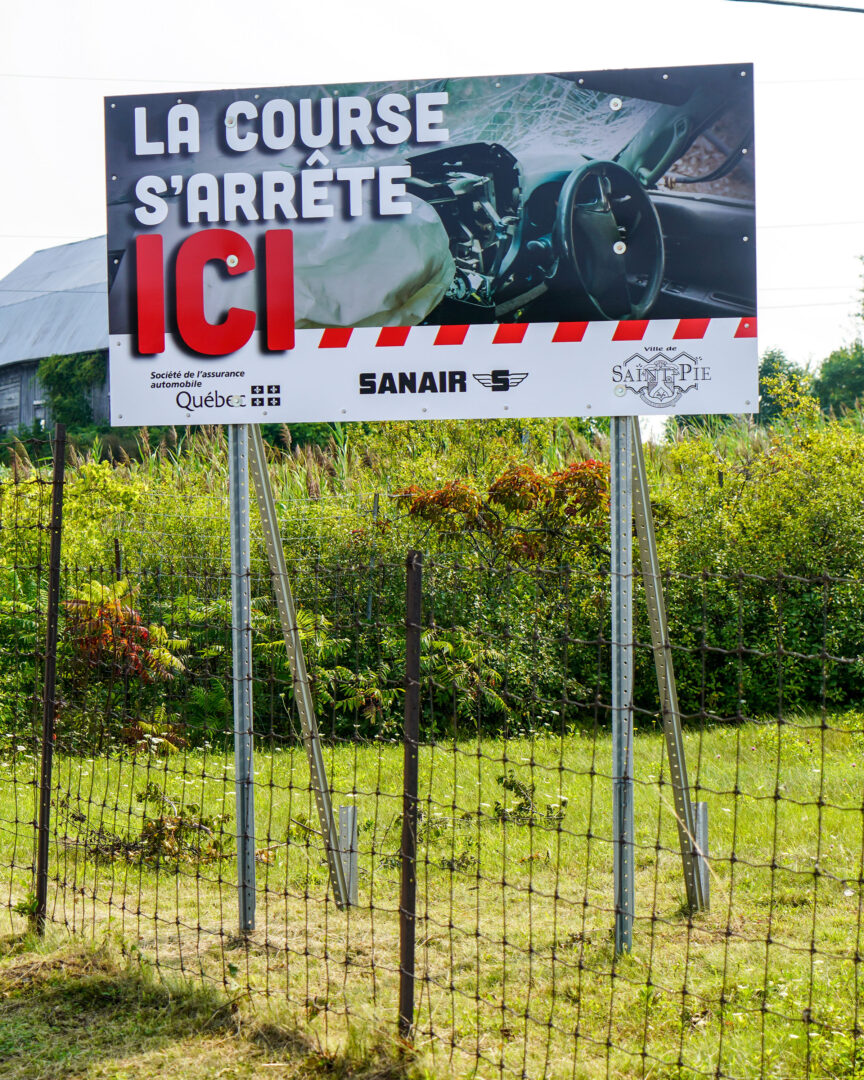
(2, 717, 863, 1080)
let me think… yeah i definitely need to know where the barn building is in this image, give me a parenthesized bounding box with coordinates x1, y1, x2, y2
(0, 236, 108, 431)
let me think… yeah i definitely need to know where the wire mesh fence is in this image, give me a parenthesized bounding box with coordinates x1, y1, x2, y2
(2, 428, 864, 1080)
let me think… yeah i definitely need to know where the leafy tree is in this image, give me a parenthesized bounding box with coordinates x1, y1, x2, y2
(666, 348, 811, 437)
(64, 579, 186, 685)
(398, 459, 608, 566)
(757, 347, 812, 422)
(814, 339, 864, 414)
(37, 350, 107, 427)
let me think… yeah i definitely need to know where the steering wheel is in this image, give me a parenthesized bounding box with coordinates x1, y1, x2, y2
(552, 160, 665, 321)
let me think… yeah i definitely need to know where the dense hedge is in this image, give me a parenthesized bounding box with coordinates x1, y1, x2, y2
(1, 398, 862, 750)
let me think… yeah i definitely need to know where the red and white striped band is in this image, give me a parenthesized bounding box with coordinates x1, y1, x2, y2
(314, 317, 757, 349)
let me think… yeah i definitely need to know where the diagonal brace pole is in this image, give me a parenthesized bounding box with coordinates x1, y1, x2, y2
(630, 418, 706, 912)
(246, 425, 350, 910)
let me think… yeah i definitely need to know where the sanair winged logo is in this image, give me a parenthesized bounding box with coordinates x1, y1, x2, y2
(612, 352, 711, 409)
(473, 370, 529, 392)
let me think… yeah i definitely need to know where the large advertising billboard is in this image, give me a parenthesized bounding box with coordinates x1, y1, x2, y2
(105, 64, 757, 426)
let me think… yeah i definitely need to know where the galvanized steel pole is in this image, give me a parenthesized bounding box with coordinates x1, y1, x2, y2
(229, 424, 256, 933)
(610, 417, 634, 953)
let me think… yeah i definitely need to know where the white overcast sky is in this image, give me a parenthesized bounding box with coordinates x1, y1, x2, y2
(2, 0, 863, 373)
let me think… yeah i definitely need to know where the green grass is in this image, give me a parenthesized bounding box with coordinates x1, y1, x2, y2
(0, 933, 431, 1078)
(3, 717, 864, 1079)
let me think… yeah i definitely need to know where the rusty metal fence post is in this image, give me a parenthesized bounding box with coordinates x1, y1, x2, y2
(399, 550, 422, 1040)
(35, 423, 66, 934)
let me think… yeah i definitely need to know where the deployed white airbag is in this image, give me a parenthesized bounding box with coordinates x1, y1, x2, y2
(291, 196, 455, 327)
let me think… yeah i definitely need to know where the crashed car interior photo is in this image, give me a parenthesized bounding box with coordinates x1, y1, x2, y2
(106, 64, 755, 338)
(404, 65, 755, 325)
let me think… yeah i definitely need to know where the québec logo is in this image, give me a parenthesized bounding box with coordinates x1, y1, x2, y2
(251, 384, 281, 406)
(612, 353, 711, 409)
(472, 370, 529, 392)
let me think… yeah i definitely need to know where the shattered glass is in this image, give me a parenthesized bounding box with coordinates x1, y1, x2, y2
(328, 75, 660, 170)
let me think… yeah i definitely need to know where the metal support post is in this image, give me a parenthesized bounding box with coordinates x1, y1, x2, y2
(229, 424, 256, 933)
(399, 551, 422, 1040)
(339, 806, 359, 907)
(35, 424, 66, 935)
(695, 802, 710, 909)
(610, 418, 634, 954)
(246, 425, 350, 909)
(630, 418, 706, 912)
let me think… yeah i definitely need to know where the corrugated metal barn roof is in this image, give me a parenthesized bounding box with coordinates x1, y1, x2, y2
(0, 236, 107, 366)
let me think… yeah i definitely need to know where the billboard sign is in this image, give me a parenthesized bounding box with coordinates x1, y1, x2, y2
(105, 64, 757, 426)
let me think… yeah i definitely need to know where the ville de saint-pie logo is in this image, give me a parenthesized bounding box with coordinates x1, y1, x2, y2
(613, 352, 711, 409)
